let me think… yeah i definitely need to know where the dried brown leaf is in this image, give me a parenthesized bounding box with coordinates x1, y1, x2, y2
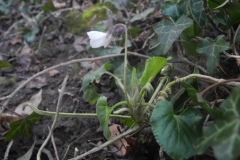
(26, 76, 47, 89)
(47, 69, 60, 77)
(53, 1, 66, 8)
(15, 46, 34, 72)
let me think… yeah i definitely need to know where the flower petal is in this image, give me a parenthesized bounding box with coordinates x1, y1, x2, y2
(90, 39, 106, 48)
(87, 31, 107, 40)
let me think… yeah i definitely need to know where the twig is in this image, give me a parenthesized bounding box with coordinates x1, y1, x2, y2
(142, 33, 155, 49)
(0, 54, 125, 101)
(3, 140, 14, 160)
(48, 126, 60, 160)
(61, 129, 90, 160)
(42, 148, 54, 160)
(35, 26, 47, 55)
(37, 74, 69, 160)
(0, 103, 24, 118)
(223, 51, 240, 58)
(68, 125, 140, 160)
(232, 24, 240, 55)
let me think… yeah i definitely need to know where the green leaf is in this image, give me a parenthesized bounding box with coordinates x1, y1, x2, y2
(154, 15, 193, 54)
(5, 112, 41, 141)
(162, 1, 180, 20)
(96, 96, 113, 139)
(181, 82, 223, 119)
(190, 0, 207, 27)
(180, 27, 199, 58)
(139, 57, 167, 86)
(104, 0, 127, 10)
(225, 3, 240, 29)
(130, 8, 155, 22)
(22, 28, 39, 42)
(196, 35, 229, 76)
(197, 87, 240, 160)
(82, 62, 112, 105)
(88, 46, 123, 57)
(151, 100, 203, 160)
(42, 0, 58, 13)
(0, 61, 11, 70)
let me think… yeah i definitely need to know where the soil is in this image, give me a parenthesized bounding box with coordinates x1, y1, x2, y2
(0, 16, 161, 160)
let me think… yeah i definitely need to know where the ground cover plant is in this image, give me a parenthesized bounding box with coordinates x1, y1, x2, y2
(0, 0, 240, 160)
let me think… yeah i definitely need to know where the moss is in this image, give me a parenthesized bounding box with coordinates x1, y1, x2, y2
(64, 11, 83, 34)
(64, 3, 115, 34)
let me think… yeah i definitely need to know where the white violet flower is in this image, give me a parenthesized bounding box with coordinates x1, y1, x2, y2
(87, 31, 111, 48)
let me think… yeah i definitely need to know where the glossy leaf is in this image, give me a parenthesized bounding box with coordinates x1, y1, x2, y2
(196, 35, 229, 76)
(225, 3, 240, 29)
(96, 96, 113, 138)
(154, 15, 193, 54)
(5, 112, 41, 141)
(190, 0, 207, 27)
(197, 87, 240, 160)
(162, 1, 180, 20)
(181, 82, 223, 119)
(82, 62, 112, 104)
(0, 61, 11, 70)
(130, 8, 155, 22)
(151, 100, 203, 160)
(139, 57, 167, 86)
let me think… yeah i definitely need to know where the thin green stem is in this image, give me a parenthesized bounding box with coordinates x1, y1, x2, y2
(111, 101, 128, 110)
(114, 24, 129, 103)
(24, 102, 132, 120)
(105, 72, 124, 92)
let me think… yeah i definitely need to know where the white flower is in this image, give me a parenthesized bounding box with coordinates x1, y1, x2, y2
(87, 31, 111, 48)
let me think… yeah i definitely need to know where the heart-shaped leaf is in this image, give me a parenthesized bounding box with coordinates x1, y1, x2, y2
(96, 96, 113, 138)
(197, 87, 240, 160)
(82, 62, 112, 104)
(151, 100, 203, 160)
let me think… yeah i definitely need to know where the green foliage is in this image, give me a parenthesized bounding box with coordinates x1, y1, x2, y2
(41, 0, 57, 13)
(154, 15, 193, 54)
(0, 61, 11, 70)
(139, 57, 167, 86)
(5, 112, 41, 141)
(197, 87, 240, 160)
(151, 100, 203, 160)
(64, 11, 84, 34)
(82, 62, 112, 105)
(181, 82, 223, 119)
(130, 8, 155, 22)
(196, 35, 230, 76)
(96, 96, 113, 138)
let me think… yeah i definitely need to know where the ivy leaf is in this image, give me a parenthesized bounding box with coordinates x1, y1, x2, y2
(190, 0, 207, 27)
(130, 8, 155, 22)
(154, 15, 193, 54)
(151, 100, 203, 160)
(82, 62, 112, 105)
(0, 61, 11, 70)
(5, 112, 41, 141)
(196, 35, 229, 76)
(181, 82, 223, 119)
(139, 57, 167, 86)
(96, 96, 113, 139)
(197, 87, 240, 160)
(225, 3, 240, 29)
(162, 1, 180, 20)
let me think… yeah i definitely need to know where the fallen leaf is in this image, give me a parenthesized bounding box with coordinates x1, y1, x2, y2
(15, 46, 34, 72)
(11, 38, 22, 45)
(53, 1, 66, 8)
(47, 69, 60, 77)
(15, 89, 42, 115)
(26, 76, 47, 89)
(91, 60, 103, 70)
(108, 124, 128, 156)
(73, 36, 88, 52)
(72, 0, 81, 9)
(16, 139, 36, 160)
